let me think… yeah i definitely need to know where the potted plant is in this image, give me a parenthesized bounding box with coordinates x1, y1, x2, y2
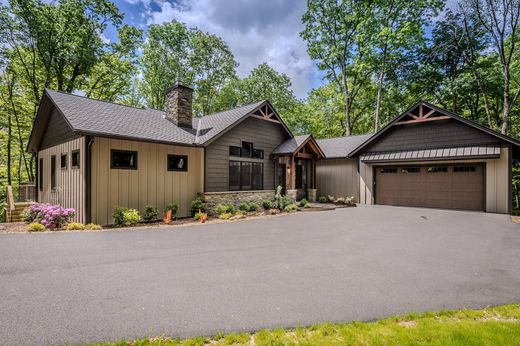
(163, 203, 179, 224)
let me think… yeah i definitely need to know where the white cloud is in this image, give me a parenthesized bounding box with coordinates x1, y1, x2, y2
(144, 0, 315, 99)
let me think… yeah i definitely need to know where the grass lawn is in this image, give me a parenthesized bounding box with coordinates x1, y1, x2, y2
(98, 304, 520, 346)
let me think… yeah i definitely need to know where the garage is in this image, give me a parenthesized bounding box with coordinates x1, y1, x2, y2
(375, 164, 484, 211)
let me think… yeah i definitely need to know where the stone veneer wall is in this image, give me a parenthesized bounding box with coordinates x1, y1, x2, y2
(164, 85, 193, 128)
(200, 190, 275, 215)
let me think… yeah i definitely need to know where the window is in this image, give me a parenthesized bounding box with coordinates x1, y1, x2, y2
(453, 166, 476, 173)
(427, 166, 448, 173)
(229, 146, 241, 157)
(51, 155, 56, 190)
(380, 168, 397, 173)
(401, 167, 420, 173)
(229, 161, 241, 190)
(39, 158, 43, 191)
(242, 141, 253, 158)
(229, 161, 263, 191)
(61, 154, 67, 170)
(71, 150, 80, 168)
(252, 149, 264, 159)
(252, 162, 263, 190)
(111, 150, 137, 169)
(167, 154, 188, 171)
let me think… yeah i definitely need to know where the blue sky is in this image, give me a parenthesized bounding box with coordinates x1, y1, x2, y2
(104, 0, 322, 99)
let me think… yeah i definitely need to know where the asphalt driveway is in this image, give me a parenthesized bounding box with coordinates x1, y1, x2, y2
(1, 205, 519, 345)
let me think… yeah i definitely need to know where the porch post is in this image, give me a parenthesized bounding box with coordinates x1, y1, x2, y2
(307, 158, 317, 202)
(287, 154, 297, 202)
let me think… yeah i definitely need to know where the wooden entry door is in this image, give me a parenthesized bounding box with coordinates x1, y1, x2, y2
(277, 164, 286, 193)
(375, 164, 485, 211)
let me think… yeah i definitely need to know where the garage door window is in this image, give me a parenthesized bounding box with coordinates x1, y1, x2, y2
(453, 166, 476, 172)
(427, 166, 448, 173)
(380, 168, 397, 173)
(401, 167, 420, 173)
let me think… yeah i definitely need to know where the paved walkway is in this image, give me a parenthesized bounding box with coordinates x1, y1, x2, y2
(1, 205, 519, 345)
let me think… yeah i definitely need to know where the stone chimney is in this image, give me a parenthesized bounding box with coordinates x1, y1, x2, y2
(165, 84, 193, 128)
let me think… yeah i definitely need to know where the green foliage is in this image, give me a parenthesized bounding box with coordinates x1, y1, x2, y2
(248, 203, 260, 212)
(194, 211, 207, 221)
(85, 223, 102, 230)
(164, 203, 179, 220)
(238, 203, 250, 212)
(284, 204, 298, 213)
(299, 199, 309, 208)
(318, 196, 328, 203)
(190, 198, 206, 217)
(67, 222, 85, 230)
(274, 186, 289, 210)
(216, 203, 235, 214)
(142, 205, 158, 222)
(27, 222, 45, 232)
(262, 199, 273, 210)
(112, 207, 140, 227)
(218, 212, 232, 220)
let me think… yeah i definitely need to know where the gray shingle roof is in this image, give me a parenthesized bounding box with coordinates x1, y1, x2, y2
(316, 134, 373, 158)
(45, 89, 267, 146)
(272, 135, 311, 155)
(360, 144, 501, 162)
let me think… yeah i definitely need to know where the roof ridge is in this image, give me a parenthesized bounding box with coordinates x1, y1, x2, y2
(45, 88, 165, 113)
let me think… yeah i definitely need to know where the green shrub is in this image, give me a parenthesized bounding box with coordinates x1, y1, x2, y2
(274, 186, 289, 210)
(142, 205, 158, 222)
(238, 203, 250, 212)
(216, 203, 235, 214)
(194, 211, 207, 221)
(219, 212, 233, 220)
(67, 222, 85, 230)
(284, 204, 298, 212)
(262, 199, 272, 210)
(190, 198, 206, 217)
(112, 207, 140, 227)
(85, 223, 102, 230)
(318, 196, 328, 203)
(248, 202, 260, 212)
(164, 203, 179, 219)
(299, 199, 309, 207)
(27, 222, 45, 232)
(233, 211, 246, 219)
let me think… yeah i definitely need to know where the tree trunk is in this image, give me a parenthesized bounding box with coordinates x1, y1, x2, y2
(502, 65, 510, 135)
(7, 112, 12, 186)
(375, 69, 385, 132)
(344, 92, 352, 136)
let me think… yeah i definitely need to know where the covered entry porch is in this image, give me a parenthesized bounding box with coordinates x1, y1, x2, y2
(271, 135, 325, 202)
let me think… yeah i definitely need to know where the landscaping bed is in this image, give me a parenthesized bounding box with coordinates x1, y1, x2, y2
(93, 304, 520, 345)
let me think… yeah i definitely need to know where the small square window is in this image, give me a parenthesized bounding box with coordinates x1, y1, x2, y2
(71, 150, 80, 168)
(252, 149, 264, 159)
(168, 155, 188, 171)
(380, 168, 397, 173)
(427, 166, 448, 173)
(401, 167, 419, 173)
(229, 146, 241, 157)
(61, 154, 67, 170)
(453, 166, 476, 173)
(111, 150, 137, 169)
(242, 141, 253, 158)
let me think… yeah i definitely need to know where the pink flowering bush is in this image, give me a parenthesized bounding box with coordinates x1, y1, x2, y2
(22, 203, 75, 230)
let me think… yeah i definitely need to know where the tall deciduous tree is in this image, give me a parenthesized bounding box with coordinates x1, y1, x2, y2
(301, 0, 374, 135)
(469, 0, 520, 134)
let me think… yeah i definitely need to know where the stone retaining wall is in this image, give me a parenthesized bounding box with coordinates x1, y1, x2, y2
(200, 190, 275, 215)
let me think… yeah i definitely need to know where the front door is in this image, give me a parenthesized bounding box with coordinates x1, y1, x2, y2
(277, 164, 286, 194)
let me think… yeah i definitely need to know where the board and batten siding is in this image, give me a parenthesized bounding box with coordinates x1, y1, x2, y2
(358, 146, 511, 213)
(204, 116, 290, 192)
(91, 137, 204, 225)
(40, 108, 80, 150)
(316, 158, 359, 201)
(37, 137, 86, 223)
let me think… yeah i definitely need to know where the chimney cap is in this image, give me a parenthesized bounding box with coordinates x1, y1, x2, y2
(165, 84, 194, 93)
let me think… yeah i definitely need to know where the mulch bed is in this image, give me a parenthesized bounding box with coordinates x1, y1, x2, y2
(0, 204, 349, 234)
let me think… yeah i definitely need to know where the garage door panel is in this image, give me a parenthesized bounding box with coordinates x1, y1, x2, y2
(376, 164, 484, 211)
